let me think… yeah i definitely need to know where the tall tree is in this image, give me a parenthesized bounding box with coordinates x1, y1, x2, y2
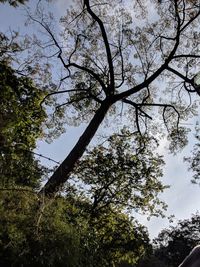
(0, 2, 153, 265)
(32, 0, 200, 195)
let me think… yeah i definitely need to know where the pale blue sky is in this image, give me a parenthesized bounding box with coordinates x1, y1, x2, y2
(1, 0, 200, 239)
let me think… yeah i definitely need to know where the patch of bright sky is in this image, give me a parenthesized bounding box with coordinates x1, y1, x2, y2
(135, 125, 200, 239)
(1, 0, 200, 240)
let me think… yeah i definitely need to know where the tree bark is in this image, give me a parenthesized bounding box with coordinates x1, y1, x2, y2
(40, 100, 111, 195)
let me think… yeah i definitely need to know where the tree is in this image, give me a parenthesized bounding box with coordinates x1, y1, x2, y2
(0, 57, 48, 188)
(0, 3, 154, 266)
(131, 213, 200, 267)
(185, 125, 200, 185)
(0, 26, 57, 188)
(0, 190, 83, 267)
(153, 213, 200, 267)
(0, 187, 151, 266)
(73, 130, 167, 217)
(30, 0, 200, 195)
(0, 64, 151, 264)
(82, 208, 150, 266)
(134, 255, 167, 267)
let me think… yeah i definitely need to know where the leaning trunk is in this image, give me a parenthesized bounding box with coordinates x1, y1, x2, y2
(40, 100, 111, 195)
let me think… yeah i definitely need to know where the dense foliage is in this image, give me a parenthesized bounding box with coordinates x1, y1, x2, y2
(153, 213, 200, 267)
(74, 131, 167, 216)
(0, 190, 84, 267)
(0, 189, 151, 266)
(0, 60, 47, 188)
(133, 213, 200, 267)
(185, 126, 200, 184)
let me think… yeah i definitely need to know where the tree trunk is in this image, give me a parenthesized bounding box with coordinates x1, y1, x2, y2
(40, 100, 111, 195)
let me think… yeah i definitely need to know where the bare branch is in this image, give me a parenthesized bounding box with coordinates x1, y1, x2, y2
(113, 7, 183, 102)
(181, 8, 200, 33)
(166, 66, 193, 84)
(115, 31, 125, 89)
(84, 0, 115, 93)
(28, 14, 107, 92)
(40, 89, 88, 107)
(137, 102, 181, 130)
(173, 54, 200, 59)
(123, 99, 152, 120)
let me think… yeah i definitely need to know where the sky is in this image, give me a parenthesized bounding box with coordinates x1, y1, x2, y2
(1, 0, 200, 240)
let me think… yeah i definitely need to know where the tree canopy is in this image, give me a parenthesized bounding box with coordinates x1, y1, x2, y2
(25, 0, 200, 195)
(73, 130, 167, 216)
(129, 213, 200, 267)
(153, 213, 200, 267)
